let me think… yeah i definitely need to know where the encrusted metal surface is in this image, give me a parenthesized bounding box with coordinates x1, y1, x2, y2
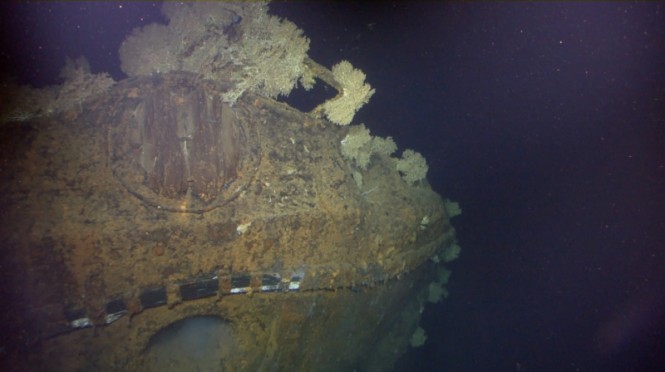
(108, 74, 261, 212)
(0, 72, 455, 371)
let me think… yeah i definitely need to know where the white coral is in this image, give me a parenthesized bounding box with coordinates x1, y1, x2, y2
(322, 60, 375, 126)
(118, 3, 310, 105)
(340, 124, 396, 170)
(222, 7, 310, 103)
(340, 124, 372, 169)
(395, 149, 428, 185)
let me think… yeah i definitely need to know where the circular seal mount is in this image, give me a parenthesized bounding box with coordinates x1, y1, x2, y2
(108, 74, 260, 212)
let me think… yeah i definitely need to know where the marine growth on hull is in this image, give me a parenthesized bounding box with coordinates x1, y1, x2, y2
(0, 3, 461, 371)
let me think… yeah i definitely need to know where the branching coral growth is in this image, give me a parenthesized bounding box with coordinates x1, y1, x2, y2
(339, 124, 433, 187)
(395, 149, 429, 185)
(444, 199, 462, 218)
(119, 3, 238, 77)
(53, 56, 115, 112)
(221, 4, 310, 103)
(119, 23, 180, 76)
(118, 2, 310, 105)
(340, 124, 396, 170)
(1, 56, 113, 123)
(441, 243, 461, 263)
(321, 61, 375, 126)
